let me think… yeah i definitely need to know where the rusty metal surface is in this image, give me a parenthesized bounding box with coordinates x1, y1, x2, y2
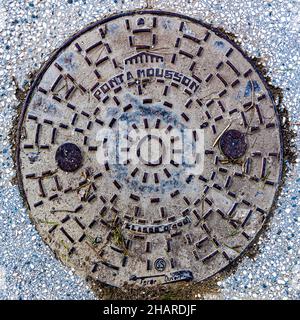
(16, 10, 283, 287)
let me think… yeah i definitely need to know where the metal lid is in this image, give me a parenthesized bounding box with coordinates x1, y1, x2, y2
(17, 10, 283, 287)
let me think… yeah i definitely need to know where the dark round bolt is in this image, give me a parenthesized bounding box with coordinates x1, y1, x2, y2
(219, 129, 247, 159)
(55, 142, 83, 172)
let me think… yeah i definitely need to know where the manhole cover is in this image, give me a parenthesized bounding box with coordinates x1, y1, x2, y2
(16, 10, 283, 287)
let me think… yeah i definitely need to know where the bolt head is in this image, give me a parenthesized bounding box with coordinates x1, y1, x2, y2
(55, 142, 83, 172)
(220, 129, 247, 159)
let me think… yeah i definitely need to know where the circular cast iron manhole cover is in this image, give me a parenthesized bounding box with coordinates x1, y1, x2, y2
(17, 10, 283, 287)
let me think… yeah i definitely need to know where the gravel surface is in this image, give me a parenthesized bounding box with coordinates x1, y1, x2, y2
(0, 0, 299, 300)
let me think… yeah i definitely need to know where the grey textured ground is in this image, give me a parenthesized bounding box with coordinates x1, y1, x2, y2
(0, 0, 299, 300)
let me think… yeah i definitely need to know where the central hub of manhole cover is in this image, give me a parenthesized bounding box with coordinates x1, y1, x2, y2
(16, 10, 283, 287)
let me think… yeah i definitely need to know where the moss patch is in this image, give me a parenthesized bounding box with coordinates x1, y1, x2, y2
(87, 275, 222, 300)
